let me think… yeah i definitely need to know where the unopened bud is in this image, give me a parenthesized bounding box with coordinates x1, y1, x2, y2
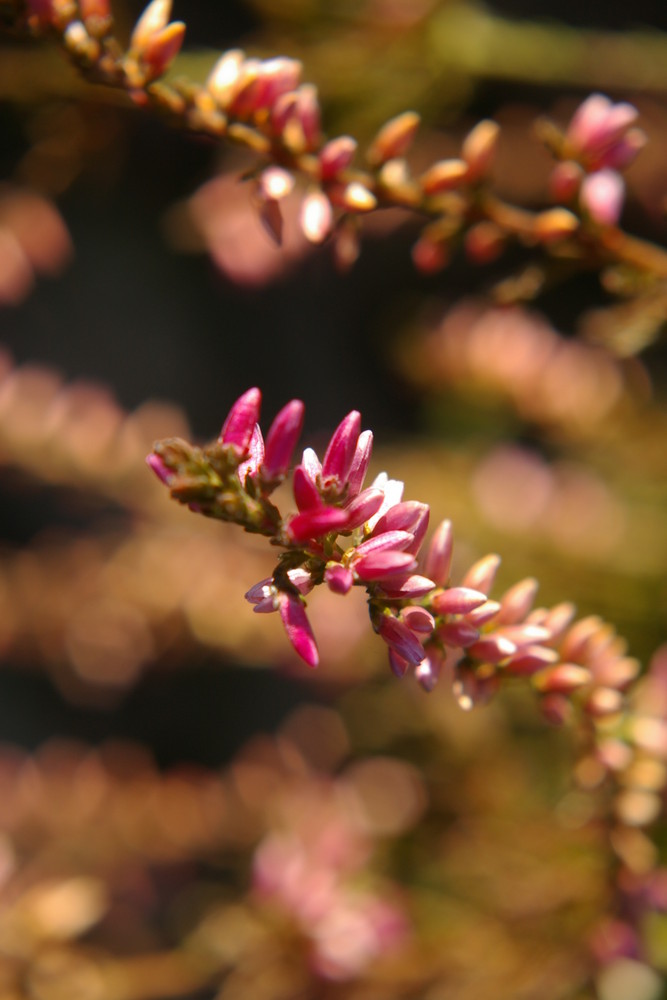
(207, 50, 245, 107)
(141, 20, 185, 81)
(130, 0, 171, 51)
(549, 160, 583, 202)
(367, 111, 420, 167)
(534, 663, 591, 694)
(336, 182, 377, 213)
(534, 207, 579, 243)
(420, 158, 468, 195)
(462, 120, 500, 181)
(464, 221, 504, 264)
(319, 136, 357, 181)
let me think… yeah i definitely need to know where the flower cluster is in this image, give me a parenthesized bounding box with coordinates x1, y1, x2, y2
(13, 0, 667, 297)
(148, 388, 638, 735)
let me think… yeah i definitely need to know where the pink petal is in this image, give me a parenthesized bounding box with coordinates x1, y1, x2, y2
(379, 574, 436, 599)
(431, 587, 488, 616)
(400, 606, 435, 634)
(218, 387, 262, 454)
(371, 501, 429, 539)
(278, 592, 319, 667)
(287, 506, 349, 543)
(263, 399, 304, 480)
(343, 487, 384, 531)
(321, 410, 361, 487)
(378, 615, 425, 665)
(354, 530, 414, 557)
(324, 563, 354, 595)
(580, 169, 624, 226)
(423, 520, 453, 587)
(354, 550, 416, 582)
(237, 422, 265, 483)
(346, 429, 373, 496)
(293, 464, 322, 511)
(146, 453, 173, 485)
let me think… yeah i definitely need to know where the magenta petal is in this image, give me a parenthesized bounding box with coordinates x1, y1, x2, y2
(146, 453, 172, 485)
(354, 550, 416, 582)
(293, 464, 322, 512)
(400, 606, 435, 634)
(371, 501, 429, 539)
(278, 592, 319, 667)
(286, 506, 349, 543)
(431, 587, 488, 616)
(324, 562, 354, 595)
(378, 615, 425, 665)
(423, 520, 453, 587)
(218, 387, 262, 453)
(321, 410, 361, 486)
(347, 429, 373, 496)
(388, 648, 410, 678)
(263, 399, 305, 480)
(379, 574, 436, 599)
(355, 530, 414, 557)
(343, 487, 384, 531)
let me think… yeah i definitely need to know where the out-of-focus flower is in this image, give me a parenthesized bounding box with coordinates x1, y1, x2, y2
(565, 94, 645, 172)
(580, 168, 625, 226)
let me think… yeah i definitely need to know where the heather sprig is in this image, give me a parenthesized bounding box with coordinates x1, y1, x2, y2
(9, 0, 667, 318)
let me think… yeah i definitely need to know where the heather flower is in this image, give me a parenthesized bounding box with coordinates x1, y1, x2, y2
(565, 93, 645, 172)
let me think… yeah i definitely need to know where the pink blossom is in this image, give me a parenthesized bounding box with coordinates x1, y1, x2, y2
(566, 93, 645, 171)
(347, 430, 374, 495)
(580, 168, 625, 226)
(325, 563, 354, 595)
(262, 398, 304, 481)
(277, 591, 319, 667)
(218, 386, 262, 454)
(287, 506, 349, 544)
(423, 519, 453, 586)
(237, 421, 264, 483)
(145, 452, 173, 485)
(431, 586, 488, 615)
(377, 614, 425, 665)
(321, 410, 362, 493)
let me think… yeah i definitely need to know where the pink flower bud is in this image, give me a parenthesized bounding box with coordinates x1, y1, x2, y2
(400, 606, 435, 634)
(130, 0, 172, 51)
(366, 111, 420, 167)
(388, 649, 410, 677)
(580, 168, 624, 226)
(218, 387, 262, 454)
(496, 577, 538, 625)
(566, 93, 643, 170)
(343, 487, 384, 530)
(346, 430, 373, 496)
(462, 120, 499, 181)
(321, 410, 361, 488)
(325, 563, 354, 595)
(354, 550, 416, 582)
(207, 49, 245, 106)
(504, 644, 559, 676)
(140, 20, 185, 81)
(319, 136, 357, 181)
(286, 506, 349, 543)
(277, 591, 319, 667)
(437, 619, 480, 648)
(293, 464, 321, 511)
(411, 235, 449, 274)
(355, 530, 414, 557)
(423, 520, 453, 586)
(263, 399, 304, 481)
(237, 422, 265, 483)
(146, 452, 172, 485)
(534, 663, 592, 694)
(464, 600, 501, 626)
(415, 651, 441, 691)
(379, 574, 435, 599)
(245, 578, 278, 613)
(462, 553, 501, 594)
(467, 635, 517, 663)
(431, 587, 488, 616)
(371, 501, 429, 548)
(420, 159, 468, 195)
(377, 614, 425, 665)
(549, 161, 584, 202)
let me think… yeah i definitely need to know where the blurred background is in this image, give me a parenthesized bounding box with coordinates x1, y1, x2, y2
(0, 1, 666, 997)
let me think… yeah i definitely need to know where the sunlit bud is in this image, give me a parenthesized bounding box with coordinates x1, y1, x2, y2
(319, 136, 357, 181)
(334, 182, 377, 213)
(462, 553, 500, 594)
(431, 587, 488, 616)
(367, 111, 420, 167)
(549, 160, 584, 202)
(534, 663, 592, 694)
(278, 85, 321, 152)
(343, 488, 384, 530)
(258, 197, 283, 246)
(400, 606, 435, 634)
(322, 410, 362, 486)
(207, 50, 245, 106)
(462, 119, 499, 181)
(377, 159, 419, 206)
(300, 191, 333, 244)
(293, 464, 321, 511)
(467, 635, 517, 664)
(423, 519, 453, 586)
(259, 57, 302, 108)
(295, 84, 321, 149)
(420, 158, 468, 195)
(380, 574, 436, 599)
(504, 644, 559, 676)
(355, 550, 416, 582)
(580, 168, 624, 226)
(130, 0, 171, 51)
(566, 93, 644, 170)
(585, 686, 624, 717)
(226, 59, 262, 118)
(465, 600, 501, 626)
(325, 562, 354, 595)
(371, 501, 429, 541)
(286, 567, 314, 595)
(218, 387, 262, 454)
(534, 207, 579, 243)
(366, 473, 405, 532)
(355, 530, 414, 557)
(347, 430, 373, 496)
(64, 20, 96, 59)
(437, 619, 480, 648)
(259, 167, 294, 201)
(496, 577, 538, 625)
(412, 234, 449, 274)
(287, 506, 348, 544)
(277, 591, 319, 667)
(464, 221, 504, 264)
(140, 20, 185, 81)
(260, 399, 304, 481)
(378, 614, 425, 665)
